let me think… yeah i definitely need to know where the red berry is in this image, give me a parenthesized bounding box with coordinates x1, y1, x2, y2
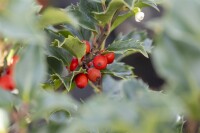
(75, 73, 88, 89)
(83, 40, 91, 54)
(70, 58, 78, 71)
(104, 52, 115, 64)
(0, 75, 15, 91)
(87, 68, 101, 82)
(93, 55, 107, 70)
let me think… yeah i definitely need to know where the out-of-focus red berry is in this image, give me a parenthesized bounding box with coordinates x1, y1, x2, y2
(0, 75, 15, 91)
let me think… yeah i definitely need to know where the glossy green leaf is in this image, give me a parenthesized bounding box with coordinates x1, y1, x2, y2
(51, 73, 75, 91)
(101, 62, 134, 79)
(124, 0, 135, 9)
(107, 39, 148, 57)
(111, 11, 134, 32)
(41, 79, 62, 91)
(93, 0, 125, 26)
(79, 0, 102, 23)
(47, 56, 68, 76)
(119, 30, 153, 53)
(46, 56, 75, 91)
(45, 27, 73, 41)
(39, 7, 78, 28)
(135, 0, 159, 11)
(66, 5, 97, 32)
(46, 46, 72, 66)
(61, 24, 92, 41)
(52, 35, 86, 59)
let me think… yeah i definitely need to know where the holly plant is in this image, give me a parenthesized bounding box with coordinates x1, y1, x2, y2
(0, 0, 200, 133)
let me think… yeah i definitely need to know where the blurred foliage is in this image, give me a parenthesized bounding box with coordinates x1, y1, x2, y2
(0, 0, 199, 133)
(150, 0, 200, 120)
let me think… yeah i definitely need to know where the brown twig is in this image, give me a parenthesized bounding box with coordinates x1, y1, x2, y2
(89, 2, 122, 92)
(185, 118, 200, 133)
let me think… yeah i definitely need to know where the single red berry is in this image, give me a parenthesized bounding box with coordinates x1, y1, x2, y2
(70, 58, 78, 71)
(83, 40, 91, 54)
(93, 55, 107, 70)
(87, 68, 101, 82)
(0, 75, 15, 91)
(104, 52, 115, 64)
(75, 73, 88, 89)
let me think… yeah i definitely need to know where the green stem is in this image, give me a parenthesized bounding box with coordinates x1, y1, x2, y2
(89, 81, 101, 93)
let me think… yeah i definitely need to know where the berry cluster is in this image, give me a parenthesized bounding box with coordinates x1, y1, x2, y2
(0, 56, 19, 91)
(68, 41, 115, 89)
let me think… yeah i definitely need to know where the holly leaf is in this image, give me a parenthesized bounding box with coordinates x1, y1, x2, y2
(135, 0, 159, 11)
(101, 62, 134, 79)
(0, 89, 20, 110)
(93, 0, 125, 26)
(65, 77, 181, 133)
(51, 73, 76, 92)
(46, 46, 72, 66)
(39, 7, 78, 28)
(66, 5, 97, 32)
(45, 27, 73, 40)
(0, 0, 45, 42)
(124, 0, 135, 9)
(47, 56, 68, 76)
(119, 30, 153, 53)
(79, 0, 102, 23)
(151, 0, 200, 119)
(107, 39, 148, 58)
(46, 56, 76, 91)
(31, 90, 78, 121)
(14, 44, 46, 102)
(111, 11, 134, 32)
(41, 78, 62, 91)
(52, 35, 86, 59)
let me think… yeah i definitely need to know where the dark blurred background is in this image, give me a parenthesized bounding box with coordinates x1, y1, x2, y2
(45, 0, 164, 100)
